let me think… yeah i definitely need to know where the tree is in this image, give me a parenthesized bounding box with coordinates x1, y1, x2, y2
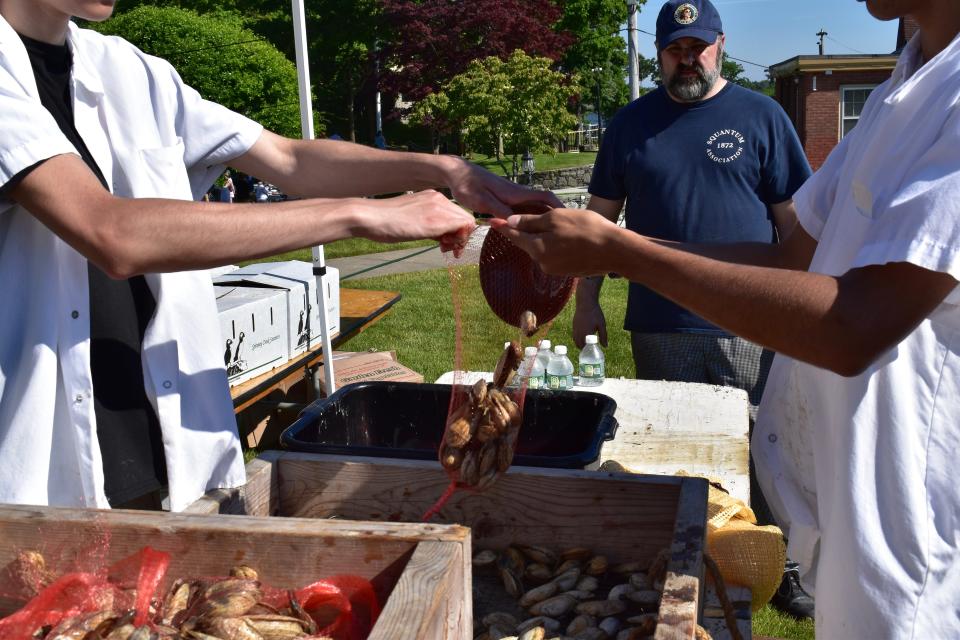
(556, 0, 634, 119)
(90, 6, 306, 138)
(414, 51, 579, 171)
(380, 0, 573, 108)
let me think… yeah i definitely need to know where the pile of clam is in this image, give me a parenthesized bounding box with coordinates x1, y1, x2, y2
(8, 562, 326, 640)
(440, 342, 524, 490)
(472, 546, 669, 640)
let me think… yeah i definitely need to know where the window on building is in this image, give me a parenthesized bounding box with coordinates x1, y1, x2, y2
(840, 86, 876, 137)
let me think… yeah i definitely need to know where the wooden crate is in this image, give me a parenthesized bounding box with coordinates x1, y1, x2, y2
(0, 503, 470, 639)
(189, 451, 710, 640)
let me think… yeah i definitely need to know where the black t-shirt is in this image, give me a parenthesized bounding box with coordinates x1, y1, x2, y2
(19, 34, 168, 506)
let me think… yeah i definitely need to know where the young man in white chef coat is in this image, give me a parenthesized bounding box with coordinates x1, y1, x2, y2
(0, 0, 560, 512)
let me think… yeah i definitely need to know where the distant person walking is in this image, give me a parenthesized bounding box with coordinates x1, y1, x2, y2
(219, 170, 235, 203)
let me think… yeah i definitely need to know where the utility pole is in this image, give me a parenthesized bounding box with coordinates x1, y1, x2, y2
(817, 29, 827, 55)
(627, 0, 640, 101)
(592, 67, 603, 147)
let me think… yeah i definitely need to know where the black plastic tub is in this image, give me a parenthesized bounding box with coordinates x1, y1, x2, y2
(280, 381, 619, 469)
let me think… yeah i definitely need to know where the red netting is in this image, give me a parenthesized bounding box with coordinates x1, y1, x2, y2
(423, 206, 577, 516)
(0, 546, 379, 640)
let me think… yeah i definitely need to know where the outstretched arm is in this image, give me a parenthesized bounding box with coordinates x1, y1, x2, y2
(493, 209, 957, 376)
(11, 153, 476, 278)
(232, 130, 562, 217)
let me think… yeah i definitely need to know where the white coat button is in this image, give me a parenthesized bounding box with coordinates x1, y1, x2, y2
(162, 380, 172, 389)
(768, 434, 778, 443)
(71, 310, 79, 319)
(74, 394, 84, 404)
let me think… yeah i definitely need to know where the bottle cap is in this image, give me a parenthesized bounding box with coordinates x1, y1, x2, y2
(585, 335, 598, 345)
(524, 346, 538, 356)
(554, 345, 567, 355)
(539, 339, 552, 350)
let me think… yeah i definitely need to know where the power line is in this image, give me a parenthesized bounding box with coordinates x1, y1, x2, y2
(635, 27, 769, 69)
(156, 37, 268, 59)
(825, 35, 869, 55)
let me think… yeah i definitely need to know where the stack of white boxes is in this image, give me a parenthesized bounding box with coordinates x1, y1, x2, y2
(212, 261, 341, 386)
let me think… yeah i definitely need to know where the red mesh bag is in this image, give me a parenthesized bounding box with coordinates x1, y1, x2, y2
(0, 547, 379, 640)
(424, 204, 576, 518)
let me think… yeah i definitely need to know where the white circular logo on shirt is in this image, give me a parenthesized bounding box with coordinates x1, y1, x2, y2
(706, 129, 745, 164)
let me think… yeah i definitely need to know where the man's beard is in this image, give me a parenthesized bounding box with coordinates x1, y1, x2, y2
(660, 46, 722, 101)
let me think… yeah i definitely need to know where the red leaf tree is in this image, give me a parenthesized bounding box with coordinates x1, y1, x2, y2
(380, 0, 574, 108)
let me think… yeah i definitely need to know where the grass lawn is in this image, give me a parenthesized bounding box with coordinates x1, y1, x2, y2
(336, 269, 815, 640)
(340, 267, 631, 383)
(470, 151, 597, 178)
(237, 238, 436, 267)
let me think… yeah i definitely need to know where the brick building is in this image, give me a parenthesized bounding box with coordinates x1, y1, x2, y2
(768, 18, 919, 169)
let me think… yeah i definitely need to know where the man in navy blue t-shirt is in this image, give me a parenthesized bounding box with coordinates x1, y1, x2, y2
(574, 0, 813, 618)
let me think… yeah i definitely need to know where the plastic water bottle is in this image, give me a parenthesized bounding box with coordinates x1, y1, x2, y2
(578, 334, 605, 387)
(536, 339, 553, 372)
(546, 345, 575, 390)
(519, 346, 545, 389)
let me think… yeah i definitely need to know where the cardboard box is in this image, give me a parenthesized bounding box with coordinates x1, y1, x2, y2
(213, 285, 289, 386)
(317, 350, 424, 393)
(214, 261, 340, 357)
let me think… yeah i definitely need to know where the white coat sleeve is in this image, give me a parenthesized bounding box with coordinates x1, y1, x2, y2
(0, 66, 78, 212)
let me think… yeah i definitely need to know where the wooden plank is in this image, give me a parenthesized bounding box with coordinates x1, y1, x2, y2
(703, 584, 752, 640)
(230, 289, 401, 412)
(269, 453, 685, 566)
(0, 505, 468, 618)
(656, 476, 709, 640)
(184, 453, 279, 516)
(369, 539, 471, 640)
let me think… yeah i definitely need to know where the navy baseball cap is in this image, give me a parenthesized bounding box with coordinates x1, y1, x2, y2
(656, 0, 723, 48)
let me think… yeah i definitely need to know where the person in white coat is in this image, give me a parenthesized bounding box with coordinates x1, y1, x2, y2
(0, 0, 560, 512)
(496, 0, 960, 637)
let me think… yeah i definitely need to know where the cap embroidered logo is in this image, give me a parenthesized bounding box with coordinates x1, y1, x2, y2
(674, 3, 699, 25)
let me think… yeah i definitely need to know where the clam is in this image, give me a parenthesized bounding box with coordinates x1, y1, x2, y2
(441, 446, 464, 471)
(628, 572, 651, 590)
(553, 568, 581, 591)
(575, 599, 626, 617)
(446, 416, 473, 448)
(528, 594, 577, 618)
(516, 616, 561, 633)
(482, 612, 518, 629)
(519, 310, 538, 337)
(518, 627, 545, 640)
(460, 449, 480, 485)
(473, 550, 499, 568)
(584, 556, 608, 576)
(599, 616, 622, 637)
(524, 563, 554, 584)
(575, 576, 599, 593)
(499, 567, 524, 598)
(518, 580, 558, 608)
(607, 583, 634, 602)
(517, 545, 557, 567)
(566, 614, 596, 635)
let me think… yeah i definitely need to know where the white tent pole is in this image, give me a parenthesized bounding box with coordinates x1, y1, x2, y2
(292, 0, 336, 397)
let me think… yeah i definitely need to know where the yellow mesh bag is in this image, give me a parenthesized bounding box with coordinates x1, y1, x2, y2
(598, 462, 785, 611)
(703, 481, 786, 611)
